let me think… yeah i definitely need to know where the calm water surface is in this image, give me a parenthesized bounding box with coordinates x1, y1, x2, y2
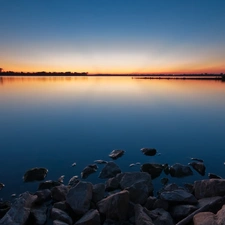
(0, 76, 225, 200)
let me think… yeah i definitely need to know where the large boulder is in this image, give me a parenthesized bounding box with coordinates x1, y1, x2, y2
(189, 162, 206, 176)
(34, 189, 51, 204)
(51, 208, 73, 225)
(109, 150, 125, 160)
(150, 208, 174, 225)
(169, 163, 193, 177)
(194, 179, 225, 199)
(81, 164, 98, 179)
(66, 181, 93, 214)
(31, 205, 47, 225)
(141, 163, 163, 179)
(134, 204, 154, 225)
(92, 183, 105, 204)
(97, 190, 129, 221)
(51, 185, 69, 202)
(105, 177, 120, 191)
(99, 162, 121, 179)
(74, 209, 100, 225)
(0, 192, 37, 225)
(23, 167, 48, 182)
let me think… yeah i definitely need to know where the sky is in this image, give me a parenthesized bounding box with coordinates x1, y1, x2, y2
(0, 0, 225, 74)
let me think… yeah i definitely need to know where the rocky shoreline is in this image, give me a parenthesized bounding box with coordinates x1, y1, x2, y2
(1, 149, 225, 225)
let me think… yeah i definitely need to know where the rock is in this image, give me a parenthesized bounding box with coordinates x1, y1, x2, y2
(103, 219, 128, 225)
(34, 189, 51, 204)
(38, 180, 61, 190)
(92, 183, 105, 204)
(0, 192, 37, 225)
(163, 183, 179, 191)
(208, 173, 222, 179)
(51, 185, 69, 202)
(53, 201, 73, 214)
(94, 160, 108, 164)
(71, 162, 76, 167)
(144, 196, 157, 210)
(31, 205, 47, 225)
(197, 196, 222, 208)
(191, 158, 204, 162)
(0, 201, 10, 219)
(58, 175, 65, 183)
(66, 181, 93, 214)
(140, 148, 157, 156)
(105, 177, 120, 191)
(0, 183, 5, 190)
(23, 167, 48, 182)
(189, 162, 206, 176)
(183, 183, 194, 194)
(116, 172, 153, 205)
(74, 209, 101, 225)
(169, 163, 193, 177)
(141, 163, 163, 179)
(153, 199, 169, 211)
(160, 189, 198, 204)
(150, 208, 174, 225)
(109, 150, 125, 160)
(194, 179, 225, 199)
(163, 163, 170, 175)
(134, 204, 154, 225)
(170, 204, 198, 221)
(53, 220, 69, 225)
(161, 177, 169, 185)
(51, 208, 73, 225)
(193, 205, 225, 225)
(68, 176, 79, 186)
(97, 190, 129, 221)
(99, 162, 121, 179)
(81, 164, 98, 179)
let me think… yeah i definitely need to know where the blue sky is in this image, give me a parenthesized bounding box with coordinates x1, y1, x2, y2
(1, 0, 225, 73)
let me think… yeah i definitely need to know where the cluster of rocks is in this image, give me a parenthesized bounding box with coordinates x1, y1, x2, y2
(1, 148, 225, 224)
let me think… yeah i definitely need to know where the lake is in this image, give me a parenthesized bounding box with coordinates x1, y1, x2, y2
(0, 76, 225, 200)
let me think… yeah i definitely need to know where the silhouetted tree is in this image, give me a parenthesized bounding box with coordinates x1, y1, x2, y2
(0, 68, 3, 73)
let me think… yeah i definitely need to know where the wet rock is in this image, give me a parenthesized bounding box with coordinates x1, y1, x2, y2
(38, 180, 61, 190)
(92, 183, 105, 204)
(66, 181, 93, 214)
(51, 208, 73, 225)
(0, 201, 10, 219)
(169, 163, 193, 177)
(170, 204, 198, 221)
(51, 185, 69, 202)
(74, 209, 100, 225)
(109, 150, 125, 160)
(97, 190, 129, 221)
(99, 162, 121, 179)
(81, 164, 98, 179)
(0, 192, 37, 225)
(68, 176, 79, 186)
(0, 183, 5, 190)
(189, 161, 206, 176)
(141, 163, 163, 179)
(134, 204, 154, 225)
(140, 148, 157, 156)
(160, 189, 198, 204)
(94, 160, 108, 164)
(194, 179, 225, 199)
(116, 172, 153, 205)
(31, 205, 47, 225)
(23, 167, 48, 182)
(35, 189, 51, 204)
(105, 177, 120, 191)
(150, 208, 174, 225)
(208, 173, 222, 179)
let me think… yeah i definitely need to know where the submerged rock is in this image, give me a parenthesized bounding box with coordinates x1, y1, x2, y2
(23, 167, 48, 182)
(99, 162, 121, 179)
(81, 164, 98, 179)
(191, 157, 204, 162)
(109, 150, 125, 160)
(169, 163, 193, 177)
(141, 163, 163, 179)
(140, 148, 157, 156)
(94, 160, 108, 164)
(189, 161, 206, 176)
(0, 183, 5, 191)
(208, 173, 222, 179)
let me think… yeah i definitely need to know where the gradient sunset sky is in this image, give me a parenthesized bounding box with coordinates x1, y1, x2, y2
(1, 0, 225, 74)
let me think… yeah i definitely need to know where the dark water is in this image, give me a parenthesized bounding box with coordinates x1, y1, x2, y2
(0, 76, 225, 200)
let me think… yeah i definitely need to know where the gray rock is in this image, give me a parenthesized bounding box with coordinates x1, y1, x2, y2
(189, 162, 206, 176)
(23, 167, 48, 182)
(197, 196, 222, 208)
(53, 220, 69, 225)
(160, 189, 198, 204)
(51, 208, 73, 225)
(150, 208, 174, 225)
(53, 201, 68, 212)
(140, 148, 157, 156)
(92, 183, 105, 203)
(66, 181, 93, 214)
(141, 163, 163, 179)
(134, 204, 154, 225)
(109, 150, 125, 160)
(169, 163, 193, 177)
(99, 162, 121, 179)
(163, 183, 179, 191)
(51, 185, 69, 202)
(31, 205, 47, 225)
(97, 190, 129, 221)
(68, 176, 79, 186)
(74, 209, 100, 225)
(194, 179, 225, 199)
(35, 189, 51, 204)
(105, 177, 120, 191)
(0, 192, 37, 225)
(38, 180, 61, 190)
(81, 164, 98, 179)
(170, 204, 198, 221)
